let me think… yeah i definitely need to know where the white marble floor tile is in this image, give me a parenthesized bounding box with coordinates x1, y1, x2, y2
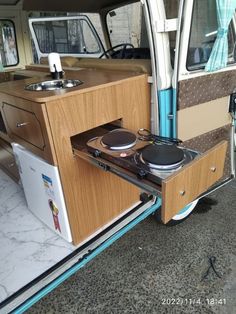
(0, 169, 76, 303)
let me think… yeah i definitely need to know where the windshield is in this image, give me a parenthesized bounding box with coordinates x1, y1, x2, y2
(29, 15, 104, 61)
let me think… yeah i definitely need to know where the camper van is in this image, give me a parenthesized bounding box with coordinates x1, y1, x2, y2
(0, 0, 235, 312)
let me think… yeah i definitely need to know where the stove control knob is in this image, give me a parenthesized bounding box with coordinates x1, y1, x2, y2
(93, 150, 101, 158)
(137, 169, 148, 179)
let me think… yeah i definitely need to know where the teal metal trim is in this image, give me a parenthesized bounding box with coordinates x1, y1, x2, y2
(158, 89, 172, 137)
(13, 199, 162, 314)
(158, 88, 177, 138)
(172, 88, 177, 138)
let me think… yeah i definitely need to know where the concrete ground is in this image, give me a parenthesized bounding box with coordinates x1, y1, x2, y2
(28, 179, 236, 314)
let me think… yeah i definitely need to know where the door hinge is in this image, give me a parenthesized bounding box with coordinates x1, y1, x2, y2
(155, 18, 178, 33)
(229, 93, 236, 119)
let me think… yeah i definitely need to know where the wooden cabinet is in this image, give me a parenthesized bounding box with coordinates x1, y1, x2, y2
(44, 73, 151, 245)
(2, 103, 45, 149)
(0, 70, 151, 245)
(0, 94, 56, 165)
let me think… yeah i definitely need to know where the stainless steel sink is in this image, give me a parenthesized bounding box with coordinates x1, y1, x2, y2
(25, 79, 83, 91)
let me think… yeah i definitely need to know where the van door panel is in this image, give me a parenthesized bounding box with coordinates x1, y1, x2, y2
(174, 1, 235, 192)
(176, 72, 234, 183)
(178, 70, 236, 110)
(177, 97, 231, 141)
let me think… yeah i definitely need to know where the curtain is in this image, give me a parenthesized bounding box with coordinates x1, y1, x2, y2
(205, 0, 236, 72)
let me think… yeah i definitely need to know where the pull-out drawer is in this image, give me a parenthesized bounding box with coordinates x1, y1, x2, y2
(0, 140, 19, 181)
(2, 103, 45, 149)
(72, 127, 227, 223)
(161, 141, 227, 223)
(0, 94, 56, 164)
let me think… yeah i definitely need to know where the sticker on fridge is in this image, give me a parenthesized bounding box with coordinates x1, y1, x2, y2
(42, 174, 55, 199)
(48, 199, 61, 233)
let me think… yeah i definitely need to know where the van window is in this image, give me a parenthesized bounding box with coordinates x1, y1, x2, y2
(82, 13, 106, 48)
(187, 0, 236, 71)
(106, 2, 149, 49)
(31, 16, 102, 56)
(0, 20, 18, 67)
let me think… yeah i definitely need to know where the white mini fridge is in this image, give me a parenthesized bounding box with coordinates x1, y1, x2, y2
(12, 143, 72, 242)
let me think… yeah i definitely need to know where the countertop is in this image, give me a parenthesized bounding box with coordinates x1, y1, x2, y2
(0, 68, 145, 103)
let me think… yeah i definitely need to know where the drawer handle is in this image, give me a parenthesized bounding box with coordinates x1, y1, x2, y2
(16, 122, 29, 128)
(179, 190, 186, 196)
(210, 166, 216, 172)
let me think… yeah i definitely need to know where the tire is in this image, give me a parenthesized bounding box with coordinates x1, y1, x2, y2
(154, 199, 199, 226)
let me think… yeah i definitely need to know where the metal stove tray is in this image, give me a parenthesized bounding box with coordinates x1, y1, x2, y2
(71, 126, 228, 223)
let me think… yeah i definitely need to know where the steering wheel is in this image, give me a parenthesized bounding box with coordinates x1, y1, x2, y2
(99, 43, 134, 59)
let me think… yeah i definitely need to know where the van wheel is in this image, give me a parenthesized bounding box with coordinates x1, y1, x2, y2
(154, 199, 199, 226)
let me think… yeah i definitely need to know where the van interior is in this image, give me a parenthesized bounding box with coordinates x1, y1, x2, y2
(0, 0, 235, 312)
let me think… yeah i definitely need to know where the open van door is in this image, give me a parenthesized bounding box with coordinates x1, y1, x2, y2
(174, 0, 235, 175)
(141, 0, 235, 223)
(171, 0, 235, 216)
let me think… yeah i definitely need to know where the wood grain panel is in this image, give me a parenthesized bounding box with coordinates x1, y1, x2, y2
(182, 125, 232, 181)
(0, 93, 56, 165)
(0, 69, 146, 103)
(162, 141, 228, 223)
(45, 74, 150, 244)
(0, 72, 11, 83)
(2, 103, 45, 149)
(0, 139, 19, 182)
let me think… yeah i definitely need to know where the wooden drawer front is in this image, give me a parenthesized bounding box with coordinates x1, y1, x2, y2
(0, 143, 19, 181)
(162, 141, 227, 223)
(2, 103, 45, 150)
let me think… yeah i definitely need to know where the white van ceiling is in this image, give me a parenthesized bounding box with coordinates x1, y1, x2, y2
(23, 0, 138, 13)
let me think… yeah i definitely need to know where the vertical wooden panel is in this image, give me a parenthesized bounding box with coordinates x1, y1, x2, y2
(46, 74, 150, 244)
(162, 141, 227, 223)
